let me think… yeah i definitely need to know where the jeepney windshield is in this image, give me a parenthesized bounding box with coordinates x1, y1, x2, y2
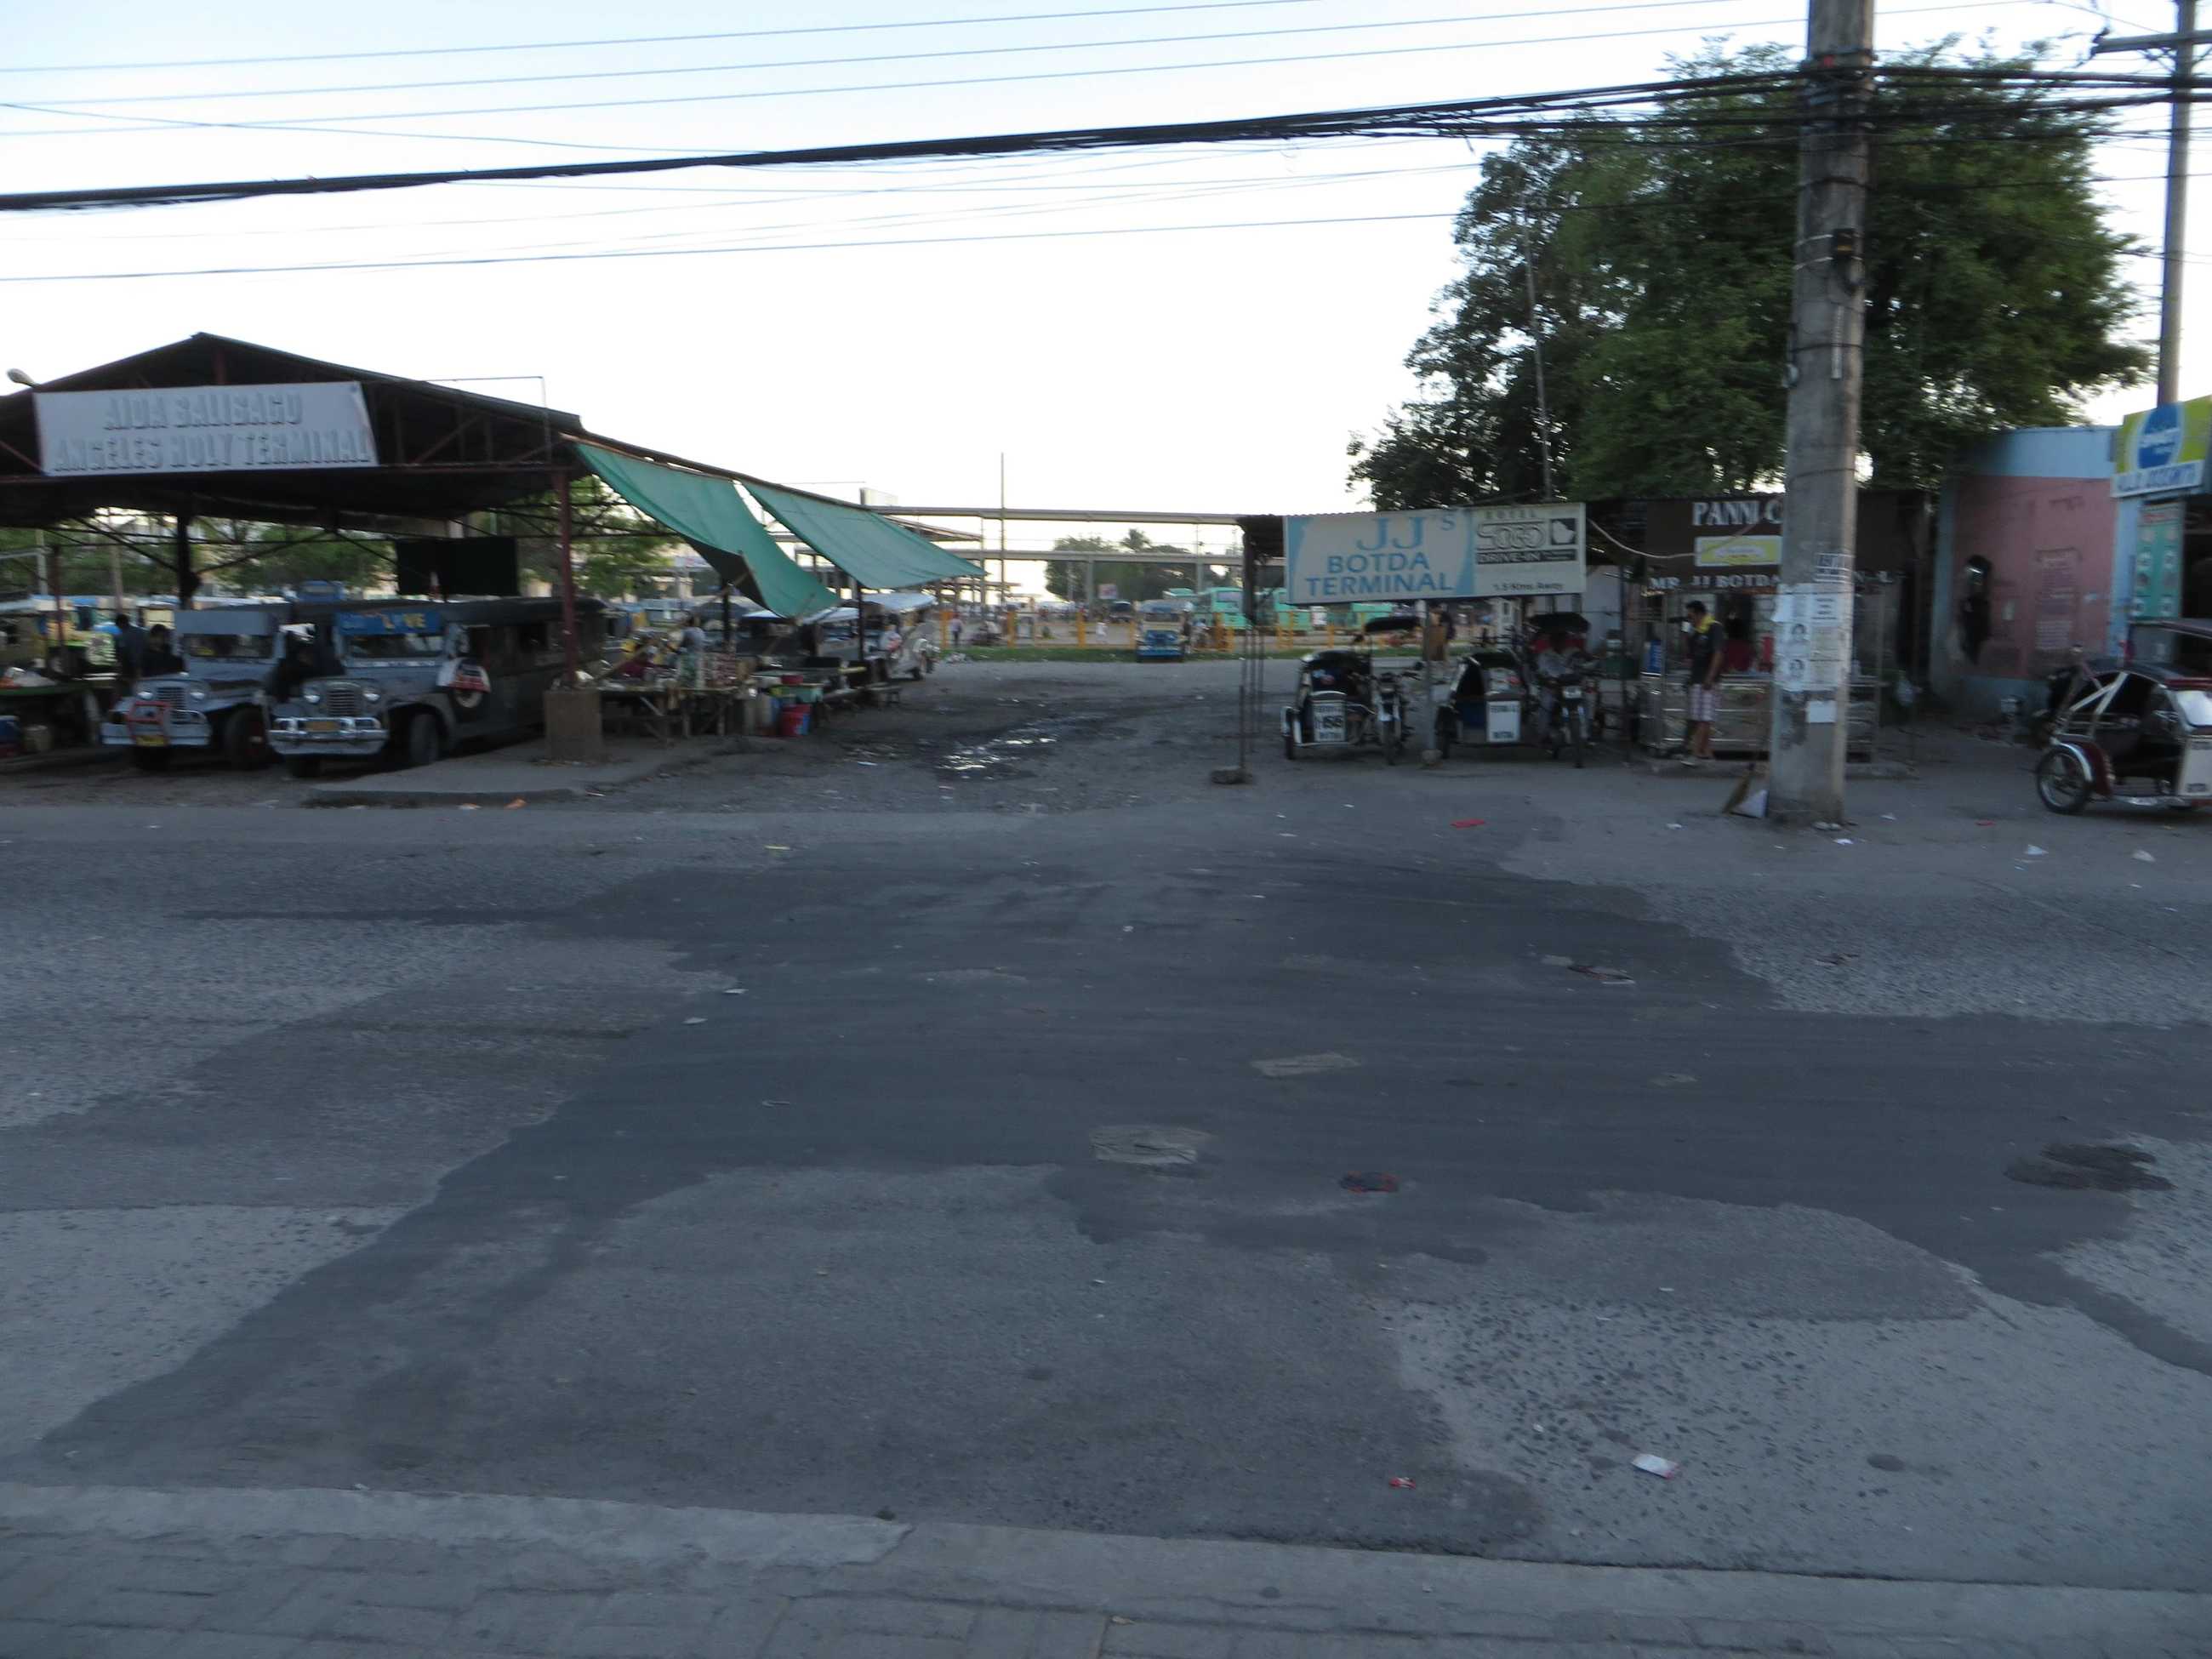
(181, 633, 273, 661)
(345, 633, 444, 659)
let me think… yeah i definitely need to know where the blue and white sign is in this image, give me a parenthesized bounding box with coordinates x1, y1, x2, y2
(1284, 503, 1585, 605)
(2113, 397, 2210, 497)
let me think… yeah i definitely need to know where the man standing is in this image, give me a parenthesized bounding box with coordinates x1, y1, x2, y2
(1684, 599, 1723, 763)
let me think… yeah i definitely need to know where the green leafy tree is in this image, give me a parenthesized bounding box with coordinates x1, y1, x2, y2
(1350, 43, 2150, 505)
(1044, 529, 1199, 601)
(487, 475, 681, 598)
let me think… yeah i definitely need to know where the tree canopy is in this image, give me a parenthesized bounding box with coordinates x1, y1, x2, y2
(1044, 530, 1205, 601)
(1348, 43, 2151, 507)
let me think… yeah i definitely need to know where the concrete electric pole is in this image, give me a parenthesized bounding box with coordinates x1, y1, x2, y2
(2092, 3, 2209, 403)
(1768, 0, 1874, 824)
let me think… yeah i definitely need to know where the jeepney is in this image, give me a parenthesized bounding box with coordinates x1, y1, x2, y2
(101, 603, 302, 768)
(269, 596, 607, 778)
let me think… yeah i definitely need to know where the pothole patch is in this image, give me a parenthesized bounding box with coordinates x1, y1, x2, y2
(1090, 1125, 1212, 1169)
(2004, 1142, 2173, 1192)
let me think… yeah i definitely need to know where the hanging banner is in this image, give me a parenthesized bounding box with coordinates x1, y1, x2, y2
(1282, 503, 1585, 605)
(35, 382, 378, 476)
(2133, 499, 2185, 619)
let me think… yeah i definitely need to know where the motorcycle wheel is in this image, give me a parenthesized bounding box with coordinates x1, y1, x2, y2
(1385, 725, 1401, 765)
(2035, 748, 2092, 814)
(1434, 713, 1455, 758)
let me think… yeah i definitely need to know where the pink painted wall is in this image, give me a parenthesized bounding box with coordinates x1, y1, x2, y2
(1942, 475, 2114, 686)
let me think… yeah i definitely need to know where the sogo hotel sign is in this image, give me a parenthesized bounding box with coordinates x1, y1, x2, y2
(1283, 502, 1587, 604)
(34, 382, 379, 477)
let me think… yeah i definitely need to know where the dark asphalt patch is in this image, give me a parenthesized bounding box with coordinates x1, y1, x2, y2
(2006, 1143, 2174, 1193)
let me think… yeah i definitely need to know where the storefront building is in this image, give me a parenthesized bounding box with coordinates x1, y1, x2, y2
(1930, 426, 2120, 721)
(1588, 490, 1929, 754)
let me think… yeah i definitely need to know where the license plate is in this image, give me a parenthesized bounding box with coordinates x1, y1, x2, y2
(132, 732, 167, 748)
(1562, 687, 1582, 700)
(307, 718, 341, 733)
(1314, 708, 1346, 741)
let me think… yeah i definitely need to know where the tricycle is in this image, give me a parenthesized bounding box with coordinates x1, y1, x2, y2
(1281, 619, 1411, 764)
(2035, 622, 2212, 813)
(1431, 612, 1596, 764)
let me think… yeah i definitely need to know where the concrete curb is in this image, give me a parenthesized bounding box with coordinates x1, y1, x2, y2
(0, 1482, 2202, 1650)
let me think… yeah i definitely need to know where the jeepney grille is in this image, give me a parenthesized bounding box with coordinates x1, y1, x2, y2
(321, 682, 365, 716)
(151, 684, 188, 710)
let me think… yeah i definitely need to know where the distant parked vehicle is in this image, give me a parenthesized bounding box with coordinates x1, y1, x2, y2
(268, 596, 607, 778)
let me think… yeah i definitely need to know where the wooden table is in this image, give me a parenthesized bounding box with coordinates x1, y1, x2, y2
(591, 681, 747, 744)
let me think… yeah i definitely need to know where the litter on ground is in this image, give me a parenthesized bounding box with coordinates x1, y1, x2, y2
(1632, 1453, 1681, 1479)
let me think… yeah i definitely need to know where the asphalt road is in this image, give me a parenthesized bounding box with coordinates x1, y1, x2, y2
(3, 658, 2209, 1593)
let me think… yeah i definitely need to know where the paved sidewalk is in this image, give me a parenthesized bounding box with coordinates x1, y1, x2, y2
(0, 1484, 2204, 1658)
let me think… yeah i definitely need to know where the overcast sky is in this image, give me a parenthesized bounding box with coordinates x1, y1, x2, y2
(6, 0, 2194, 583)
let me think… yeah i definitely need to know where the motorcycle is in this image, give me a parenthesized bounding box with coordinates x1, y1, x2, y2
(1537, 658, 1592, 767)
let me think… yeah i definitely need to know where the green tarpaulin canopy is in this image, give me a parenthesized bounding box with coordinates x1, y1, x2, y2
(744, 478, 984, 591)
(574, 442, 839, 619)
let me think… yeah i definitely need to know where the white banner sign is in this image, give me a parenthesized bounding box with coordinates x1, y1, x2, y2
(36, 382, 378, 477)
(1283, 503, 1586, 605)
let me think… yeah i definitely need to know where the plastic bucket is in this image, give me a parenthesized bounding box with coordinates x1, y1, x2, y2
(778, 704, 811, 738)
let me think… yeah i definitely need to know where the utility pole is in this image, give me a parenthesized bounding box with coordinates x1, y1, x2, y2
(2092, 5, 2208, 402)
(1768, 0, 1874, 824)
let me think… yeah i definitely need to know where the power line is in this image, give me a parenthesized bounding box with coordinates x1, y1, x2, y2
(2, 62, 2164, 218)
(0, 209, 1464, 282)
(0, 0, 1331, 75)
(18, 0, 1807, 109)
(0, 74, 1804, 213)
(0, 0, 2023, 134)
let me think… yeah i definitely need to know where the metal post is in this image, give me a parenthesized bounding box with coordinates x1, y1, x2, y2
(1768, 0, 1873, 824)
(556, 471, 579, 681)
(171, 514, 195, 610)
(2163, 0, 2197, 403)
(48, 547, 66, 666)
(109, 544, 125, 619)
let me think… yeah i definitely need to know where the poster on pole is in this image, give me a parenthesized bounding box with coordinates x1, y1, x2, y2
(1282, 503, 1585, 605)
(35, 383, 379, 476)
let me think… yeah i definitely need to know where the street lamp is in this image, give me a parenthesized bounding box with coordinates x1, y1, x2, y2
(5, 369, 36, 388)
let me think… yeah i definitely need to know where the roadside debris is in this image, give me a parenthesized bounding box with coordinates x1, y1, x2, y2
(457, 803, 480, 812)
(1833, 837, 1854, 846)
(2134, 849, 2157, 863)
(1340, 1172, 1400, 1194)
(1254, 1052, 1360, 1078)
(1650, 1073, 1696, 1087)
(505, 797, 527, 809)
(1451, 818, 1487, 829)
(683, 1017, 706, 1025)
(1570, 964, 1634, 983)
(2024, 845, 2046, 857)
(1542, 954, 1575, 966)
(1388, 1476, 1417, 1490)
(1975, 818, 1996, 827)
(1632, 1453, 1681, 1479)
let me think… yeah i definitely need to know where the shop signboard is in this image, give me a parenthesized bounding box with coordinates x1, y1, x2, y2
(34, 382, 378, 477)
(1282, 502, 1585, 604)
(2133, 499, 2185, 619)
(1696, 533, 1782, 568)
(2113, 396, 2212, 498)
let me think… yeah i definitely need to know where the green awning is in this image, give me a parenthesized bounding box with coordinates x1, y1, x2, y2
(744, 478, 983, 591)
(575, 442, 839, 619)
